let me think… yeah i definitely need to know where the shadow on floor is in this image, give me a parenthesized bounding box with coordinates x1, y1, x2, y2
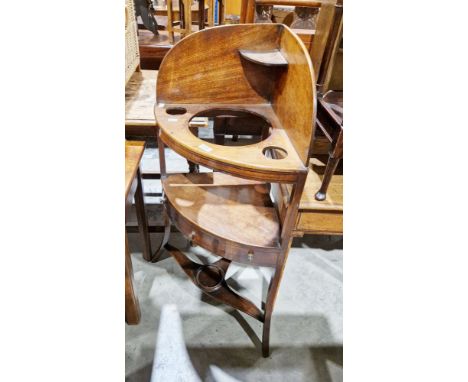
(126, 309, 342, 382)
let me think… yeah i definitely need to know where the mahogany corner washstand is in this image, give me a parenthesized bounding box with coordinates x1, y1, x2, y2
(153, 24, 316, 357)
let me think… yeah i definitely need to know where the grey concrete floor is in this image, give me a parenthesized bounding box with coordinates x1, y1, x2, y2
(126, 145, 343, 381)
(126, 232, 342, 382)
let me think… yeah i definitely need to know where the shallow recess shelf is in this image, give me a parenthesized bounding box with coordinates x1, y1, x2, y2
(238, 49, 289, 67)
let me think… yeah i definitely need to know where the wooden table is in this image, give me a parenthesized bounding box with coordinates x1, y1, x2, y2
(126, 70, 158, 138)
(295, 158, 343, 235)
(125, 140, 151, 324)
(125, 69, 208, 139)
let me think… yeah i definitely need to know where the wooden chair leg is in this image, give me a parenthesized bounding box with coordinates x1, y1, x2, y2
(198, 0, 205, 30)
(126, 233, 141, 325)
(207, 0, 214, 27)
(167, 0, 175, 44)
(134, 168, 152, 261)
(182, 0, 192, 37)
(315, 155, 341, 201)
(218, 0, 225, 24)
(315, 122, 343, 201)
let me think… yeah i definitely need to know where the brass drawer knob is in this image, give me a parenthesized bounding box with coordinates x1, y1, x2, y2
(189, 231, 196, 247)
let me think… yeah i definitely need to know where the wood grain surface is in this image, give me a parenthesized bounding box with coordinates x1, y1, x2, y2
(163, 172, 280, 249)
(125, 141, 146, 199)
(126, 70, 158, 126)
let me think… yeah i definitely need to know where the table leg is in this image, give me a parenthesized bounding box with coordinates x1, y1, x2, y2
(134, 167, 152, 262)
(125, 233, 141, 325)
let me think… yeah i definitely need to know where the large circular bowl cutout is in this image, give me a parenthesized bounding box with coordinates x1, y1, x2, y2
(188, 108, 272, 147)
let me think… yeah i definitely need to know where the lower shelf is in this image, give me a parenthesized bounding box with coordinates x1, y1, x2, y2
(162, 172, 281, 267)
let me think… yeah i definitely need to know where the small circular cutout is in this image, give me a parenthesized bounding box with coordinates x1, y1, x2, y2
(262, 146, 288, 160)
(166, 107, 187, 115)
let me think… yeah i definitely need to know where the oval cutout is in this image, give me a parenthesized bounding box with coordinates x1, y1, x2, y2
(262, 146, 288, 160)
(166, 107, 187, 115)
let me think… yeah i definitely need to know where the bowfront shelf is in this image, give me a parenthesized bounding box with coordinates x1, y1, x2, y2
(162, 172, 281, 267)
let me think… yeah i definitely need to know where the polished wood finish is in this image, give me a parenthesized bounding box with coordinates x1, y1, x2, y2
(156, 23, 316, 167)
(156, 104, 307, 182)
(163, 173, 281, 266)
(157, 24, 287, 104)
(155, 24, 314, 356)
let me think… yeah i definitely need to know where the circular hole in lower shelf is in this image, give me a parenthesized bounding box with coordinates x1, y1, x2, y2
(195, 265, 224, 292)
(166, 107, 187, 115)
(262, 146, 288, 160)
(188, 108, 272, 147)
